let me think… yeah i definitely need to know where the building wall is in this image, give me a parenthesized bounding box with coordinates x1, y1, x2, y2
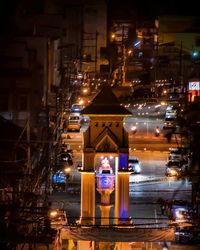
(0, 0, 108, 131)
(82, 0, 107, 77)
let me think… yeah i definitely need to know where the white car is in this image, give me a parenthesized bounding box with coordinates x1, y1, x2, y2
(128, 157, 142, 174)
(67, 115, 81, 132)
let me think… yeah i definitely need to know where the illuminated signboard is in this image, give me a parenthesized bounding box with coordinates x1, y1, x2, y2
(188, 81, 200, 102)
(189, 81, 200, 90)
(96, 157, 115, 189)
(96, 174, 114, 189)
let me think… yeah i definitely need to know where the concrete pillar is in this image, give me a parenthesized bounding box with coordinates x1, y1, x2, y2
(80, 172, 95, 225)
(114, 172, 130, 225)
(98, 204, 113, 225)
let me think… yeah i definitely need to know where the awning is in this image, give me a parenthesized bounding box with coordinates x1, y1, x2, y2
(61, 226, 175, 242)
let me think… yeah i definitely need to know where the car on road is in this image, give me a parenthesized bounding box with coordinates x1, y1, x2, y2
(163, 117, 176, 130)
(70, 103, 83, 113)
(128, 157, 142, 174)
(168, 147, 190, 162)
(67, 115, 81, 132)
(48, 209, 68, 229)
(165, 160, 188, 177)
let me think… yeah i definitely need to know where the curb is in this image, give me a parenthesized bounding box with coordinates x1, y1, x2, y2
(130, 177, 167, 184)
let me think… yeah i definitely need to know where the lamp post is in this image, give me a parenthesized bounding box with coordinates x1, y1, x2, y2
(123, 48, 133, 85)
(122, 44, 126, 85)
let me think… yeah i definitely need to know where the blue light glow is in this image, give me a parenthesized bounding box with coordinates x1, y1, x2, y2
(119, 154, 127, 169)
(133, 40, 141, 47)
(96, 174, 114, 189)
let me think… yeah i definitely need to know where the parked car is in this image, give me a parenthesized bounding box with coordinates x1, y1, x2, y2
(128, 157, 142, 174)
(67, 115, 81, 132)
(60, 152, 73, 165)
(168, 147, 189, 162)
(175, 227, 195, 244)
(163, 116, 176, 129)
(70, 103, 83, 113)
(61, 147, 73, 157)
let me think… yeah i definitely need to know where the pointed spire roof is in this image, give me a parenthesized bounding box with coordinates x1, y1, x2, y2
(81, 86, 132, 115)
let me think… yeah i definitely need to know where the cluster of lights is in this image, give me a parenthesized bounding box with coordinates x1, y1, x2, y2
(132, 80, 141, 83)
(100, 155, 114, 160)
(76, 70, 111, 87)
(155, 79, 168, 84)
(155, 79, 167, 83)
(81, 78, 108, 83)
(129, 148, 147, 151)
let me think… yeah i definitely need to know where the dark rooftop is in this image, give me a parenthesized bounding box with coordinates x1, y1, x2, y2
(81, 86, 132, 116)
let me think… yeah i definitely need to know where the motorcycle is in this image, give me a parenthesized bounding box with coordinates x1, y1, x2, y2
(131, 125, 137, 134)
(155, 127, 160, 137)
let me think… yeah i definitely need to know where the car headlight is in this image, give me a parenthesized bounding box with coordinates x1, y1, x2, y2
(168, 168, 178, 175)
(134, 164, 141, 172)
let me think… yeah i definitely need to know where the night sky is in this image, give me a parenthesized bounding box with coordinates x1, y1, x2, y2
(0, 0, 199, 36)
(107, 0, 200, 19)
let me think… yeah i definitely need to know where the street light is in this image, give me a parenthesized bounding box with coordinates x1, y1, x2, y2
(122, 44, 126, 85)
(127, 49, 132, 56)
(64, 167, 71, 178)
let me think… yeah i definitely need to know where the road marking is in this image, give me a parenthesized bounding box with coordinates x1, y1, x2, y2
(154, 208, 158, 228)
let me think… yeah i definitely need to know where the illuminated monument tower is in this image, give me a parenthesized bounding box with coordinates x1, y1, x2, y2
(80, 85, 132, 226)
(96, 156, 115, 225)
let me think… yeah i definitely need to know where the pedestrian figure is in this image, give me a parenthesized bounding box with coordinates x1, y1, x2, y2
(165, 203, 170, 216)
(165, 132, 172, 143)
(161, 204, 165, 215)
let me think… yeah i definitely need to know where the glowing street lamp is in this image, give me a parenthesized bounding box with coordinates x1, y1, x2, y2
(127, 49, 132, 56)
(64, 167, 71, 174)
(49, 210, 58, 218)
(83, 88, 88, 94)
(111, 32, 116, 41)
(64, 167, 71, 191)
(78, 99, 84, 105)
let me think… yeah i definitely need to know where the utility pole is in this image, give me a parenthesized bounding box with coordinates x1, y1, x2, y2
(179, 41, 184, 91)
(121, 25, 126, 85)
(95, 31, 98, 77)
(122, 44, 126, 85)
(27, 118, 31, 175)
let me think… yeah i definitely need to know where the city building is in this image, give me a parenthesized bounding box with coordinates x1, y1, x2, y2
(0, 1, 108, 248)
(156, 15, 200, 84)
(0, 0, 107, 131)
